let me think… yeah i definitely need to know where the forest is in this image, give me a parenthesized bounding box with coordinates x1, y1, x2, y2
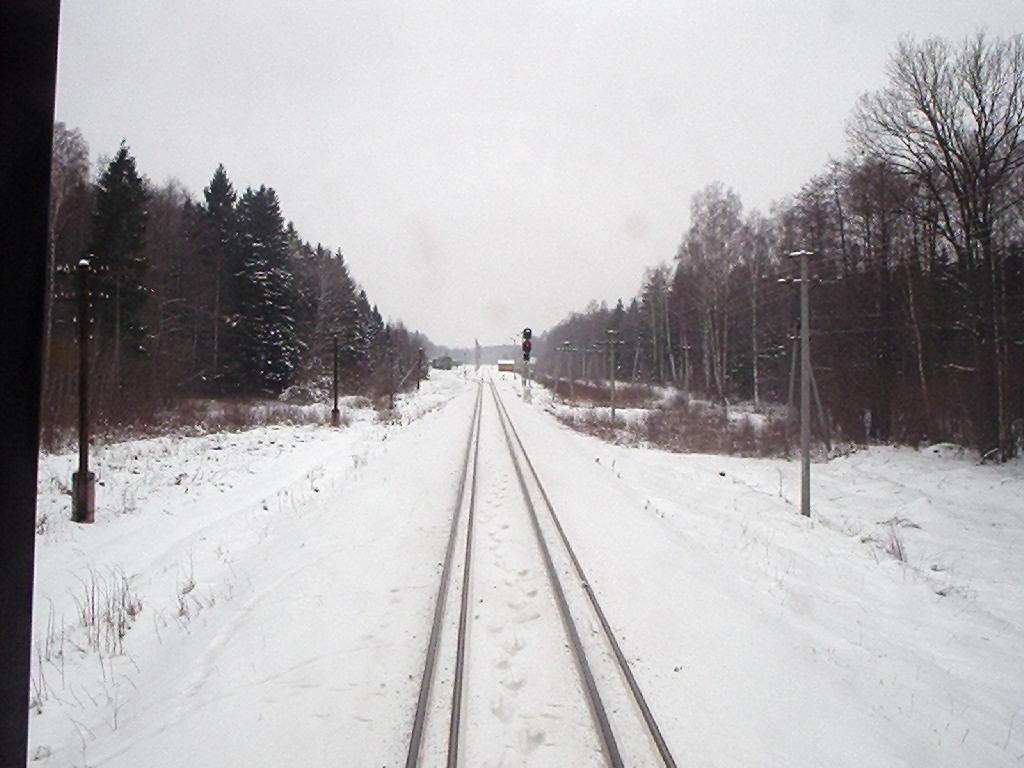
(536, 33, 1024, 461)
(43, 135, 429, 449)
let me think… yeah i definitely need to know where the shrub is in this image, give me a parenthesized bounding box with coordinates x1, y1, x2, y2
(558, 398, 794, 458)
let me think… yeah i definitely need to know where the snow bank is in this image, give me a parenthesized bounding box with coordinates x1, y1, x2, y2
(28, 367, 1024, 766)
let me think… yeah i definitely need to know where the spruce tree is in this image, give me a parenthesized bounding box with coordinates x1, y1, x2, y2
(88, 141, 149, 381)
(366, 300, 386, 374)
(234, 185, 301, 394)
(201, 164, 238, 389)
(337, 292, 367, 384)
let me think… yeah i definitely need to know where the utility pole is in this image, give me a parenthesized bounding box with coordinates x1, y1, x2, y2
(606, 329, 619, 426)
(562, 341, 574, 401)
(330, 333, 341, 427)
(72, 258, 95, 523)
(417, 347, 424, 390)
(552, 344, 562, 400)
(788, 250, 815, 518)
(388, 347, 397, 410)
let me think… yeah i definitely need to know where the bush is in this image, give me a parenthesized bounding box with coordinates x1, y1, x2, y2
(538, 375, 660, 408)
(39, 396, 344, 452)
(557, 399, 794, 458)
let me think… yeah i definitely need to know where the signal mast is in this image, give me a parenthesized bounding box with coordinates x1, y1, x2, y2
(521, 327, 532, 401)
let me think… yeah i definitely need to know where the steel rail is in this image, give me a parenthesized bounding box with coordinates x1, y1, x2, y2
(491, 382, 679, 768)
(488, 380, 625, 768)
(446, 379, 484, 766)
(405, 382, 483, 768)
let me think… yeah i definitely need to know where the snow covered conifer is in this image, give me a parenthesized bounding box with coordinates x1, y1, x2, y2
(200, 164, 240, 390)
(337, 292, 369, 385)
(234, 185, 302, 394)
(88, 141, 150, 381)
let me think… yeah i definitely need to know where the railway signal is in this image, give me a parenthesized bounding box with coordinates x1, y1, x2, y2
(519, 327, 533, 401)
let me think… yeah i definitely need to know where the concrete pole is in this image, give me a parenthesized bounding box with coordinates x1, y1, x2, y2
(417, 347, 424, 390)
(557, 346, 565, 399)
(72, 258, 95, 523)
(568, 345, 575, 401)
(790, 250, 814, 518)
(562, 341, 573, 401)
(607, 329, 618, 426)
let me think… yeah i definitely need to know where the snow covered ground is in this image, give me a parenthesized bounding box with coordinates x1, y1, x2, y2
(28, 368, 1023, 766)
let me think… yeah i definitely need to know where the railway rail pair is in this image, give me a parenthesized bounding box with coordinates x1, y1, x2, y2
(405, 378, 677, 767)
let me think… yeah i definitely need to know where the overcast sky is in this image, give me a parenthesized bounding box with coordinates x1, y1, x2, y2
(55, 1, 1024, 348)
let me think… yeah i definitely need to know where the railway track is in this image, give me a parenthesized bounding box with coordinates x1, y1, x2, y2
(405, 377, 677, 767)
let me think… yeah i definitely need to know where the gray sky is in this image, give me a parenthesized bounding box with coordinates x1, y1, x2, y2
(56, 1, 1024, 348)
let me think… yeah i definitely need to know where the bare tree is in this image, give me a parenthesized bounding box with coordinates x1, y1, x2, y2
(46, 124, 91, 371)
(850, 32, 1024, 458)
(676, 183, 745, 402)
(743, 211, 776, 411)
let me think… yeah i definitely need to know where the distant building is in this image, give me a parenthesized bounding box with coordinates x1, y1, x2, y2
(497, 359, 515, 372)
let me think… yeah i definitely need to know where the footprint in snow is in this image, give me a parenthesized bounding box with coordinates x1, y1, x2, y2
(501, 677, 525, 691)
(502, 636, 525, 655)
(521, 728, 545, 753)
(490, 695, 514, 723)
(487, 620, 506, 635)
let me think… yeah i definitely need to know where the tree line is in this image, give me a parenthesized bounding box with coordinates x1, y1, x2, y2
(44, 132, 428, 445)
(537, 32, 1024, 460)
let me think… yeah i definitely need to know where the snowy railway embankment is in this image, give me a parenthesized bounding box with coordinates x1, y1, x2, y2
(27, 369, 1024, 766)
(515, 379, 1024, 766)
(28, 373, 467, 765)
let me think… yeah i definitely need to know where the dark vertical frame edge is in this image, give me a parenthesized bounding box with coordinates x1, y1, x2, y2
(0, 2, 62, 765)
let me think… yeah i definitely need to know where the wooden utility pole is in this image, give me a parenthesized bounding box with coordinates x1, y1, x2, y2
(72, 258, 95, 523)
(388, 348, 397, 409)
(417, 347, 424, 390)
(331, 333, 341, 426)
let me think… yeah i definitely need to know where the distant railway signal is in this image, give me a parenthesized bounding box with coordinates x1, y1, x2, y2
(522, 327, 532, 340)
(522, 338, 532, 362)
